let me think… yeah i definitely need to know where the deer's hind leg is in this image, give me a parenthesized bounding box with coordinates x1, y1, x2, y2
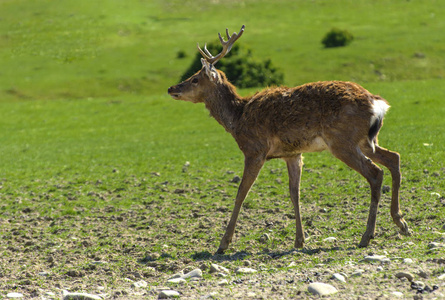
(361, 144, 411, 236)
(328, 143, 384, 247)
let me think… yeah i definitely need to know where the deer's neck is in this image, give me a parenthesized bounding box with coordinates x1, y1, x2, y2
(204, 84, 246, 134)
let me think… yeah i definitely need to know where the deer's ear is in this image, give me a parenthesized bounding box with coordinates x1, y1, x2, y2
(201, 58, 220, 83)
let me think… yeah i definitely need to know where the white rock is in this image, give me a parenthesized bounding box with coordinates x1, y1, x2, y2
(209, 263, 229, 274)
(438, 273, 445, 280)
(131, 280, 148, 288)
(391, 291, 404, 298)
(351, 269, 364, 277)
(62, 290, 103, 300)
(235, 267, 257, 274)
(167, 278, 186, 284)
(332, 273, 346, 283)
(403, 258, 413, 264)
(6, 293, 24, 298)
(168, 272, 184, 280)
(395, 271, 414, 282)
(288, 262, 297, 268)
(218, 279, 229, 286)
(428, 242, 444, 249)
(323, 237, 337, 242)
(376, 266, 384, 271)
(158, 290, 180, 299)
(363, 255, 390, 264)
(182, 268, 202, 279)
(307, 282, 338, 296)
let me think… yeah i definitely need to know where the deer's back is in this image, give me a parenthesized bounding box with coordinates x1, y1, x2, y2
(236, 81, 378, 157)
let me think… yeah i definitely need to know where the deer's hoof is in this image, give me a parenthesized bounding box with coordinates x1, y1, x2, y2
(399, 221, 411, 236)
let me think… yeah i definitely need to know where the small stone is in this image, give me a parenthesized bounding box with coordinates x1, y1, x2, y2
(411, 281, 425, 290)
(259, 233, 270, 243)
(235, 267, 257, 274)
(167, 278, 186, 284)
(217, 279, 229, 286)
(351, 269, 364, 277)
(363, 255, 390, 264)
(182, 268, 202, 279)
(438, 274, 445, 280)
(395, 272, 414, 282)
(428, 242, 444, 249)
(323, 237, 337, 242)
(391, 291, 404, 298)
(376, 266, 383, 271)
(288, 262, 297, 268)
(307, 282, 338, 296)
(332, 273, 346, 283)
(131, 280, 148, 288)
(209, 264, 229, 274)
(6, 293, 24, 298)
(62, 290, 103, 300)
(231, 175, 241, 183)
(403, 258, 413, 264)
(158, 290, 180, 299)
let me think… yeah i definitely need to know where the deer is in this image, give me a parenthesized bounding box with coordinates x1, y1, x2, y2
(168, 25, 411, 254)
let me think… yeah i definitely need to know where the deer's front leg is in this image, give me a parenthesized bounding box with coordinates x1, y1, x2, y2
(216, 155, 265, 254)
(285, 155, 305, 248)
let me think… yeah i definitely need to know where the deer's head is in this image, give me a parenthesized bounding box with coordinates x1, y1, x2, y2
(168, 25, 245, 103)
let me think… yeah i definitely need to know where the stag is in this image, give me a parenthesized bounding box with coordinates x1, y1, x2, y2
(168, 25, 410, 254)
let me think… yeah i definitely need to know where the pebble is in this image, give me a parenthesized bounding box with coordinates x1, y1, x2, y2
(167, 278, 186, 284)
(428, 242, 444, 249)
(131, 280, 148, 288)
(218, 279, 229, 286)
(158, 290, 180, 299)
(235, 267, 257, 274)
(351, 269, 365, 277)
(6, 293, 23, 298)
(231, 175, 241, 183)
(395, 271, 414, 282)
(323, 237, 337, 242)
(438, 274, 445, 280)
(391, 291, 404, 298)
(403, 258, 413, 264)
(62, 291, 103, 300)
(182, 268, 203, 279)
(363, 255, 390, 264)
(259, 233, 270, 243)
(332, 273, 346, 283)
(307, 282, 338, 296)
(209, 263, 229, 274)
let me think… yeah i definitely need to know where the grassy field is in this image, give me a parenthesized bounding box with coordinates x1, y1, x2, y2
(1, 0, 445, 299)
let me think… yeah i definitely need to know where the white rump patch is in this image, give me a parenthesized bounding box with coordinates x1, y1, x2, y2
(368, 99, 390, 152)
(371, 99, 390, 124)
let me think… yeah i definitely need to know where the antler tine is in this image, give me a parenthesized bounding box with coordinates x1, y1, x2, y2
(197, 25, 245, 65)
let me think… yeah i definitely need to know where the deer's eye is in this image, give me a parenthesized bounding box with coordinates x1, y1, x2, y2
(191, 78, 199, 84)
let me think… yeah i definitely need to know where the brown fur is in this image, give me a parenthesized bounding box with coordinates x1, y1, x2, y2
(168, 36, 410, 254)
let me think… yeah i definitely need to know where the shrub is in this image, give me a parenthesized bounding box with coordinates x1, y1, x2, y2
(179, 42, 284, 88)
(322, 28, 354, 48)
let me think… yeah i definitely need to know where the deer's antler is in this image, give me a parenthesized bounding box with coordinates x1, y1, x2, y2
(197, 25, 245, 65)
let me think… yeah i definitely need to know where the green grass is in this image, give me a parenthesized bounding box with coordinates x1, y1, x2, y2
(1, 0, 445, 298)
(1, 0, 445, 100)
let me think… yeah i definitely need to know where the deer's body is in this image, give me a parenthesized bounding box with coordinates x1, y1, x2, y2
(168, 26, 410, 254)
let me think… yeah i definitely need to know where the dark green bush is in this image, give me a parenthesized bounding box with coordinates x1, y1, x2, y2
(179, 42, 284, 88)
(322, 28, 354, 48)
